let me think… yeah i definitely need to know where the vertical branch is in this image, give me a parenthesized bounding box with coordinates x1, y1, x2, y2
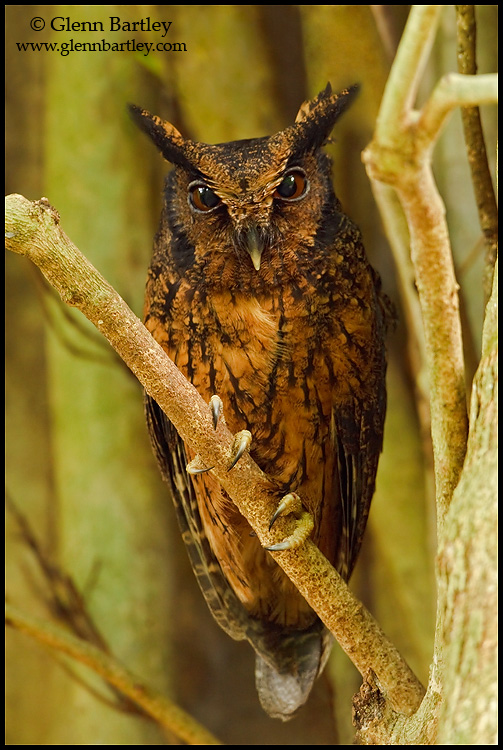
(362, 10, 497, 738)
(395, 163, 468, 524)
(456, 5, 498, 302)
(368, 180, 432, 452)
(375, 6, 443, 143)
(363, 7, 482, 524)
(364, 10, 496, 527)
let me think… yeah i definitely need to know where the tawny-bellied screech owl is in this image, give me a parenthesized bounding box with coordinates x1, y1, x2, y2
(130, 84, 389, 720)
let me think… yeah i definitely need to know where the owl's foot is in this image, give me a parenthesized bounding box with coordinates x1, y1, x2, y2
(186, 396, 222, 474)
(186, 455, 214, 475)
(268, 491, 303, 529)
(188, 397, 251, 474)
(208, 395, 252, 471)
(265, 492, 314, 551)
(228, 430, 252, 471)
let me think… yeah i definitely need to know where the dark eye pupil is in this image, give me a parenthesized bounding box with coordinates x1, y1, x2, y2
(277, 175, 297, 198)
(275, 171, 307, 201)
(189, 184, 221, 211)
(197, 186, 220, 209)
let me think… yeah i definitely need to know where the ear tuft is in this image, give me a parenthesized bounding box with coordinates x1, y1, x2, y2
(128, 104, 191, 167)
(286, 83, 360, 156)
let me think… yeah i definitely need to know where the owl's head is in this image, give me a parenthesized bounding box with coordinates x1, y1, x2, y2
(130, 84, 358, 274)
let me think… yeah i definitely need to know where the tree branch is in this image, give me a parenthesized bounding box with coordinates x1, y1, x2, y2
(5, 602, 222, 745)
(363, 6, 497, 525)
(367, 180, 431, 451)
(418, 72, 498, 147)
(436, 260, 498, 744)
(456, 5, 498, 302)
(5, 192, 425, 717)
(361, 5, 498, 743)
(374, 5, 443, 141)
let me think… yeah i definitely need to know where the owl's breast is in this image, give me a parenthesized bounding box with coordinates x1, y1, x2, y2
(145, 265, 379, 623)
(185, 287, 284, 414)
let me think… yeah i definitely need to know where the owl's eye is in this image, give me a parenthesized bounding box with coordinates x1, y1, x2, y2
(188, 183, 222, 212)
(275, 169, 309, 201)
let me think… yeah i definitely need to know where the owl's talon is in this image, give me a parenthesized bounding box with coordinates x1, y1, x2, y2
(264, 539, 292, 552)
(209, 395, 223, 430)
(227, 430, 252, 471)
(265, 494, 314, 551)
(265, 511, 314, 551)
(186, 456, 214, 475)
(268, 492, 303, 530)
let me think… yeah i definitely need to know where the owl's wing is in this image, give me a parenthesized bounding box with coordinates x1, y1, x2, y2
(145, 393, 332, 719)
(333, 412, 378, 581)
(145, 392, 252, 639)
(332, 314, 388, 582)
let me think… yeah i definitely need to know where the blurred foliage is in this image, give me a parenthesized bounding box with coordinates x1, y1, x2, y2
(6, 5, 497, 745)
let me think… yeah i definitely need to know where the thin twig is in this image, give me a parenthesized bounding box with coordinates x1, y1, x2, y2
(6, 492, 145, 717)
(5, 192, 425, 716)
(456, 5, 498, 302)
(370, 6, 404, 61)
(418, 73, 498, 147)
(6, 493, 109, 651)
(5, 603, 222, 745)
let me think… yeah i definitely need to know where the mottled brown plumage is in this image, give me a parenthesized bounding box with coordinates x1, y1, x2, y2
(130, 84, 390, 719)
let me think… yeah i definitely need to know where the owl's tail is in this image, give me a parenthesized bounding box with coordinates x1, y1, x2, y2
(252, 622, 333, 721)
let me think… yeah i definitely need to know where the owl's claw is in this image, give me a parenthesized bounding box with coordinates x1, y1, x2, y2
(208, 397, 251, 470)
(227, 430, 252, 471)
(265, 492, 314, 551)
(268, 492, 303, 530)
(209, 395, 223, 430)
(186, 456, 214, 475)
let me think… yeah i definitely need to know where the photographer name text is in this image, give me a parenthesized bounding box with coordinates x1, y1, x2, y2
(49, 17, 172, 37)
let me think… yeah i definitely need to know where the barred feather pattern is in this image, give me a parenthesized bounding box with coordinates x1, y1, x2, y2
(133, 83, 390, 719)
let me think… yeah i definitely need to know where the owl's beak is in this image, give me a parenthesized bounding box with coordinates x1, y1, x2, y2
(243, 225, 264, 271)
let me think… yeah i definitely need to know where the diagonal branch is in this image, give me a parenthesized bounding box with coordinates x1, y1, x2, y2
(5, 602, 222, 745)
(5, 192, 425, 716)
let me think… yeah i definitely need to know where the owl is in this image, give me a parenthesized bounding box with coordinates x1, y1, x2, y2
(130, 84, 389, 720)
